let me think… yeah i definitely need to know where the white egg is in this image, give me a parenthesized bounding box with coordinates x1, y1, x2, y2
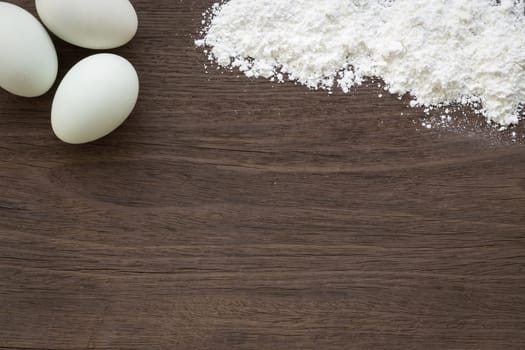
(0, 2, 57, 97)
(35, 0, 138, 50)
(52, 54, 139, 144)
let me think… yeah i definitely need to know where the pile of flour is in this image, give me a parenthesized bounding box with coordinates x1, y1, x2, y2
(196, 0, 525, 127)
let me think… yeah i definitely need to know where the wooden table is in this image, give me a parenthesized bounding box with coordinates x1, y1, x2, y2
(2, 1, 525, 349)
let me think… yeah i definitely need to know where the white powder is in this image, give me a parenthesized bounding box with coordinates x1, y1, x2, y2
(197, 0, 525, 127)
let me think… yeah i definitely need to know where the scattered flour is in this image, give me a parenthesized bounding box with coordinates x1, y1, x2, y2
(196, 0, 525, 127)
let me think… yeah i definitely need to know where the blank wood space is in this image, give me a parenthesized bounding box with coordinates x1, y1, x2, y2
(1, 1, 525, 349)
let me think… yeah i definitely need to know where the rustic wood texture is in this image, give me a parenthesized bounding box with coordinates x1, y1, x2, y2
(1, 1, 525, 349)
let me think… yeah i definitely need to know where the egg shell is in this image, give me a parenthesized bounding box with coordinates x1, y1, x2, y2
(36, 0, 138, 50)
(0, 2, 58, 97)
(51, 54, 139, 144)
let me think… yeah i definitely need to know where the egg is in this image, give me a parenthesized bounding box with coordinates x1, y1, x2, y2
(0, 2, 57, 97)
(51, 54, 139, 144)
(35, 0, 138, 50)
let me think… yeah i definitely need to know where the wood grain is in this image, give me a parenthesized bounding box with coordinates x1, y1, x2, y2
(1, 1, 525, 349)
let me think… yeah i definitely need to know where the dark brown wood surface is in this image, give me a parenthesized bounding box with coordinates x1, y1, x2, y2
(1, 1, 525, 349)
